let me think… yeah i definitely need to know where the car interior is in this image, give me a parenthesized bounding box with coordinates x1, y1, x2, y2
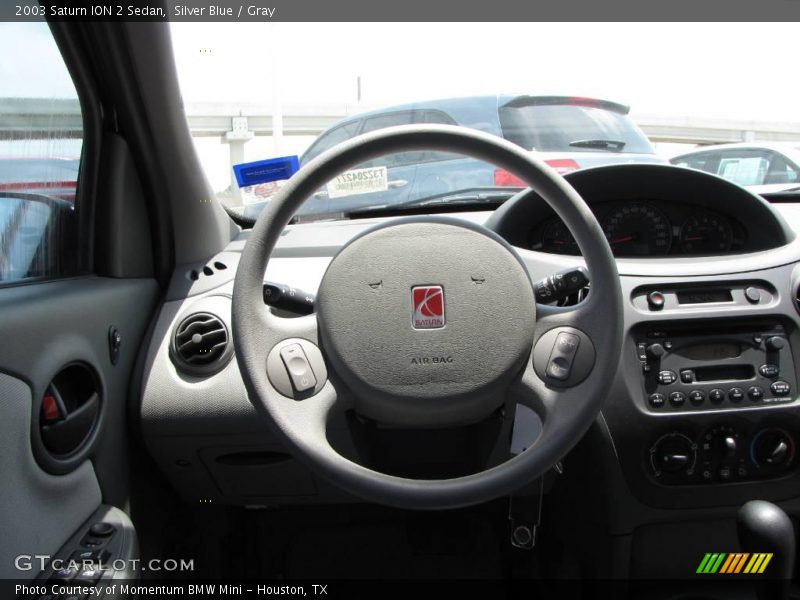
(5, 18, 800, 600)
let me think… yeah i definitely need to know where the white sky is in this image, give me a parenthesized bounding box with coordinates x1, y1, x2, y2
(169, 22, 800, 191)
(170, 22, 800, 120)
(2, 22, 799, 192)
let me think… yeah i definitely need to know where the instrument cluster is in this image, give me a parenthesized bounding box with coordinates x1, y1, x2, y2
(530, 201, 747, 257)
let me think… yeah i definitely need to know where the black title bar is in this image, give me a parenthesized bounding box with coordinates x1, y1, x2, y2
(3, 0, 800, 22)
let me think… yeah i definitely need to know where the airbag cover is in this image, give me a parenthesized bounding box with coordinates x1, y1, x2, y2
(316, 219, 536, 426)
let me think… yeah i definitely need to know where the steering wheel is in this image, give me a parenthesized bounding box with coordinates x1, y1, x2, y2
(232, 124, 623, 509)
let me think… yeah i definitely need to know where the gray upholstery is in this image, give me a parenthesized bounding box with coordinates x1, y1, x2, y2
(0, 373, 101, 579)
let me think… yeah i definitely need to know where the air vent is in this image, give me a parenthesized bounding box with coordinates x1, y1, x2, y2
(554, 285, 590, 307)
(171, 312, 233, 375)
(795, 283, 800, 315)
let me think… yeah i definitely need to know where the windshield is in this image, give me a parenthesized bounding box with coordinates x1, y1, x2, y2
(168, 22, 800, 222)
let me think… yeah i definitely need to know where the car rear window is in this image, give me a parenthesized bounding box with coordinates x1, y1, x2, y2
(499, 104, 654, 154)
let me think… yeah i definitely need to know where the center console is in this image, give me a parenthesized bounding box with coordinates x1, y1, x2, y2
(632, 320, 799, 488)
(603, 290, 800, 508)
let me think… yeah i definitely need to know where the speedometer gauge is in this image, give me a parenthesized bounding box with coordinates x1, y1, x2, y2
(538, 219, 578, 254)
(680, 213, 733, 254)
(602, 204, 672, 256)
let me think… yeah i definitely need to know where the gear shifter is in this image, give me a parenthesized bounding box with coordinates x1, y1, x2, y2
(737, 500, 795, 600)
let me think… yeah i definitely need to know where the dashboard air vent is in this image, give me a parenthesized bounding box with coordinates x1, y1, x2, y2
(795, 283, 800, 315)
(171, 312, 233, 375)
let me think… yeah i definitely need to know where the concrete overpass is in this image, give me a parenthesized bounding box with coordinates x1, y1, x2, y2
(3, 98, 800, 199)
(4, 98, 800, 144)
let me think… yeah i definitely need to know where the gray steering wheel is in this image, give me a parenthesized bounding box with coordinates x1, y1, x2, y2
(232, 124, 623, 509)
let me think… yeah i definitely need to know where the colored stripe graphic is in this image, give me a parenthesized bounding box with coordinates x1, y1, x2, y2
(719, 554, 736, 574)
(697, 552, 773, 574)
(733, 553, 750, 573)
(758, 554, 773, 573)
(696, 553, 713, 574)
(709, 553, 726, 573)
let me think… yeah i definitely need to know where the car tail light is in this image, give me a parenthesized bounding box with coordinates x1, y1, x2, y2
(493, 169, 526, 187)
(544, 159, 580, 175)
(494, 160, 580, 186)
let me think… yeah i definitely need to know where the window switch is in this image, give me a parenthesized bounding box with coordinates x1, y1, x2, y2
(50, 566, 79, 581)
(75, 567, 104, 583)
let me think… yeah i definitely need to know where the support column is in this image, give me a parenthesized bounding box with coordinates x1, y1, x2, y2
(223, 116, 254, 206)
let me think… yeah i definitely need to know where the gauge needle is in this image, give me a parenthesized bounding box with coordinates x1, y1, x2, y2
(610, 235, 634, 245)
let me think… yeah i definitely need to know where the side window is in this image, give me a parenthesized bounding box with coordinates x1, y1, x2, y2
(764, 154, 800, 185)
(674, 152, 717, 173)
(361, 110, 459, 168)
(360, 111, 415, 134)
(715, 150, 769, 186)
(301, 120, 360, 164)
(0, 23, 83, 283)
(360, 111, 417, 168)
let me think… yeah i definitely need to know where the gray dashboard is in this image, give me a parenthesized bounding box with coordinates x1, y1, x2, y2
(139, 165, 800, 534)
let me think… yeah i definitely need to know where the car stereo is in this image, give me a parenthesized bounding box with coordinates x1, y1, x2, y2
(636, 321, 796, 412)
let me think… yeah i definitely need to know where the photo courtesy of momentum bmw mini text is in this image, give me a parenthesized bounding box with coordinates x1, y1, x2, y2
(1, 1, 800, 599)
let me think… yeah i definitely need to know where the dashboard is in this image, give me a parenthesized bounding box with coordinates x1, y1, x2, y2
(139, 163, 800, 572)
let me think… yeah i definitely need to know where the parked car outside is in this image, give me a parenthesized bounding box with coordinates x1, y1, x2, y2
(242, 95, 666, 220)
(0, 157, 80, 201)
(670, 142, 800, 194)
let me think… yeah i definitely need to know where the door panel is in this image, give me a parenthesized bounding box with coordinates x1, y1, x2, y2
(0, 372, 101, 579)
(0, 276, 159, 579)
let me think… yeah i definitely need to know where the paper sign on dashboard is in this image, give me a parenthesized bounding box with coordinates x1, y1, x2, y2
(326, 166, 388, 199)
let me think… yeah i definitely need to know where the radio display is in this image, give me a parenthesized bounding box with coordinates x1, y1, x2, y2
(693, 364, 754, 382)
(676, 342, 742, 361)
(676, 289, 733, 305)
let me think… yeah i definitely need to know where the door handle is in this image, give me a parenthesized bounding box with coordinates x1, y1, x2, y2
(388, 179, 408, 189)
(40, 393, 99, 456)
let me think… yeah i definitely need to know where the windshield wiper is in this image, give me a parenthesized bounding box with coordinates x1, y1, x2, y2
(568, 139, 626, 151)
(342, 187, 521, 220)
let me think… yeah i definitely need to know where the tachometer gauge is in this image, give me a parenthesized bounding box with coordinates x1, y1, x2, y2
(680, 213, 733, 254)
(602, 204, 672, 256)
(538, 219, 578, 254)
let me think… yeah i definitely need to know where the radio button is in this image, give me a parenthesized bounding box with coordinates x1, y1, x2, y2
(759, 364, 780, 378)
(647, 291, 665, 311)
(771, 381, 791, 396)
(648, 393, 666, 408)
(658, 370, 677, 385)
(709, 388, 725, 404)
(728, 388, 745, 403)
(669, 391, 687, 407)
(688, 390, 706, 405)
(748, 386, 765, 401)
(680, 369, 695, 383)
(745, 287, 762, 304)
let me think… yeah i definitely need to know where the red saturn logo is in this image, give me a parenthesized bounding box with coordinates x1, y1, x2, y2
(412, 286, 445, 329)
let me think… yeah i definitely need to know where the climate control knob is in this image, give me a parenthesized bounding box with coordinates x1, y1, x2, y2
(650, 432, 697, 477)
(751, 429, 795, 469)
